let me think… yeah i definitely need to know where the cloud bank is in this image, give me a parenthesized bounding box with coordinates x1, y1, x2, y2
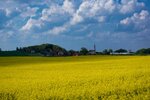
(0, 0, 150, 50)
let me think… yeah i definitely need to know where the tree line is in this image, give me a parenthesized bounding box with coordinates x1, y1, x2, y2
(0, 44, 150, 56)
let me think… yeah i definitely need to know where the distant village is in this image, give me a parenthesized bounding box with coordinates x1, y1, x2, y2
(68, 44, 135, 56)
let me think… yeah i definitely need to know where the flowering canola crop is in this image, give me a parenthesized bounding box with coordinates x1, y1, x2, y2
(0, 56, 149, 100)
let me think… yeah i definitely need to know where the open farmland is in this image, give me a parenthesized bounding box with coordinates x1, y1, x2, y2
(0, 56, 150, 100)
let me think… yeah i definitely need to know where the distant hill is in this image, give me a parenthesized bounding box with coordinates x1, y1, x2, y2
(0, 44, 68, 56)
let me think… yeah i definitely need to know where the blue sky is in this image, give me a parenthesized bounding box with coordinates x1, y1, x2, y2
(0, 0, 150, 51)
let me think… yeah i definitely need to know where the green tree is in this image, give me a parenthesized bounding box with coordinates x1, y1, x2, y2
(108, 49, 113, 54)
(16, 47, 19, 51)
(103, 49, 109, 55)
(68, 50, 76, 56)
(80, 47, 88, 55)
(115, 49, 127, 53)
(102, 49, 113, 55)
(136, 48, 150, 55)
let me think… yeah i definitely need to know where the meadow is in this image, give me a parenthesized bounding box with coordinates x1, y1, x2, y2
(0, 56, 150, 100)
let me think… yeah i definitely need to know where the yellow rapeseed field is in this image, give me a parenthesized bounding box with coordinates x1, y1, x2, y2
(0, 56, 150, 100)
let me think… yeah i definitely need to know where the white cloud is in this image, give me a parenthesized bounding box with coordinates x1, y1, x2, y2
(0, 0, 24, 17)
(44, 0, 145, 35)
(20, 7, 39, 18)
(21, 18, 43, 31)
(138, 10, 149, 20)
(63, 0, 75, 15)
(70, 14, 83, 25)
(45, 24, 69, 35)
(40, 0, 145, 25)
(20, 0, 75, 33)
(98, 16, 106, 22)
(5, 9, 12, 16)
(42, 0, 117, 26)
(20, 0, 146, 35)
(119, 0, 144, 14)
(48, 26, 66, 35)
(120, 10, 150, 29)
(120, 17, 131, 25)
(104, 0, 116, 12)
(70, 0, 116, 25)
(0, 7, 19, 17)
(41, 0, 74, 22)
(41, 5, 63, 21)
